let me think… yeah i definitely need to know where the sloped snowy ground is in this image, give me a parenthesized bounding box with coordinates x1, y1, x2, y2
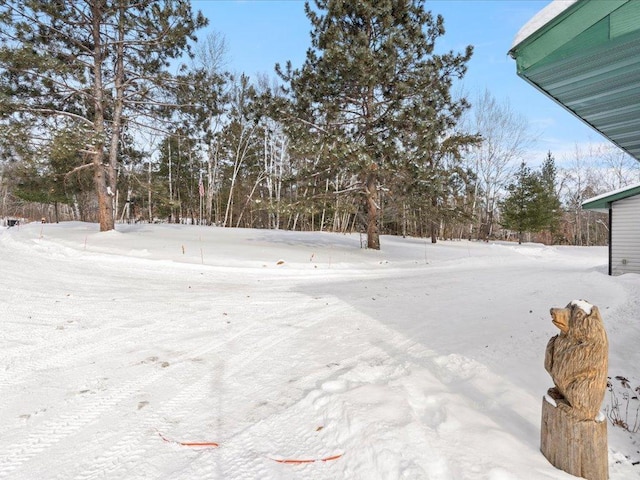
(0, 221, 639, 479)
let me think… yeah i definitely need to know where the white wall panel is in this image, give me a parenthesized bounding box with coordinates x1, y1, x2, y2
(612, 195, 640, 275)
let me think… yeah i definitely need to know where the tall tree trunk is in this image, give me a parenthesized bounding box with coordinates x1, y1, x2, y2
(365, 168, 380, 250)
(224, 127, 253, 227)
(106, 0, 126, 226)
(402, 201, 410, 238)
(91, 2, 114, 232)
(147, 160, 152, 222)
(206, 139, 219, 226)
(430, 195, 438, 243)
(235, 174, 263, 228)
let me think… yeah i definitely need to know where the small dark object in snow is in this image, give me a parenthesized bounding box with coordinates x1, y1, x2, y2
(615, 375, 630, 388)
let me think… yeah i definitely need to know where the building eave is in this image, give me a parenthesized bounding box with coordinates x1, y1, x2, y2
(582, 182, 640, 211)
(509, 0, 640, 162)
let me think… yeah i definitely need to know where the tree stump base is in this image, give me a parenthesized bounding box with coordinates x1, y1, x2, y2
(540, 397, 608, 480)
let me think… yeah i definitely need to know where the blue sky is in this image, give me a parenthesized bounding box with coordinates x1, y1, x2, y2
(193, 0, 606, 165)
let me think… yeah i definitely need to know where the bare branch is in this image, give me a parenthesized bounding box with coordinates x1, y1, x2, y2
(64, 162, 95, 178)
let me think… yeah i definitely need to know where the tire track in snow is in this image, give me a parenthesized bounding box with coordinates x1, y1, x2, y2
(0, 367, 167, 478)
(1, 263, 383, 480)
(213, 397, 340, 480)
(0, 297, 255, 417)
(0, 298, 154, 383)
(0, 299, 308, 479)
(110, 296, 340, 480)
(69, 371, 215, 480)
(49, 303, 306, 480)
(204, 317, 425, 479)
(0, 322, 158, 422)
(2, 326, 132, 382)
(183, 297, 365, 480)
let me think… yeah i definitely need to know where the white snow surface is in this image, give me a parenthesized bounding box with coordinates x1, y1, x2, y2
(511, 0, 579, 49)
(1, 222, 639, 479)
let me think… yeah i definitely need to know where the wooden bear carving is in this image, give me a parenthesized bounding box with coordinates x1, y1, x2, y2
(544, 300, 608, 421)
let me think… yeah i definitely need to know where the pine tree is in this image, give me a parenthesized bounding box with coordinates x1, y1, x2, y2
(0, 1, 207, 231)
(500, 161, 548, 244)
(155, 132, 202, 224)
(276, 0, 473, 249)
(539, 151, 562, 239)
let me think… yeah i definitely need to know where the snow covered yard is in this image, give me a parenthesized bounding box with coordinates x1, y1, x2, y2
(1, 222, 639, 479)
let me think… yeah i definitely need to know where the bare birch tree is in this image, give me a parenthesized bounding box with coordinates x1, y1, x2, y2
(559, 143, 600, 245)
(219, 75, 260, 227)
(464, 89, 533, 240)
(598, 144, 640, 190)
(190, 31, 229, 225)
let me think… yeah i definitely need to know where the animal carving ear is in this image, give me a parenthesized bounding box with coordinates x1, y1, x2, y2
(569, 299, 594, 328)
(572, 304, 584, 317)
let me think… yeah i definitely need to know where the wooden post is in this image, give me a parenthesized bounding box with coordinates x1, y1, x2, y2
(541, 397, 608, 480)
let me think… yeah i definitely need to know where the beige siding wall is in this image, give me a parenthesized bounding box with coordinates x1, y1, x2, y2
(612, 194, 640, 275)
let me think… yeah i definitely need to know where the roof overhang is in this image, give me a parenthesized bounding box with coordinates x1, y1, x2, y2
(509, 0, 640, 161)
(582, 182, 640, 212)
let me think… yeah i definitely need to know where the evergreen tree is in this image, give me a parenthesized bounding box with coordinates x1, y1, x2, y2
(155, 132, 201, 224)
(0, 0, 207, 231)
(7, 125, 99, 221)
(539, 151, 562, 238)
(276, 0, 473, 249)
(500, 161, 548, 244)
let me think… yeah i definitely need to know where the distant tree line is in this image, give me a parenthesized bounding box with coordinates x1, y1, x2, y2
(0, 0, 637, 247)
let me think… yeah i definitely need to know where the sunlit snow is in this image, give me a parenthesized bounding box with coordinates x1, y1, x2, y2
(1, 222, 639, 479)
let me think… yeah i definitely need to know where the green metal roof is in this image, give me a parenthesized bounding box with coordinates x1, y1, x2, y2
(509, 0, 640, 161)
(582, 182, 640, 212)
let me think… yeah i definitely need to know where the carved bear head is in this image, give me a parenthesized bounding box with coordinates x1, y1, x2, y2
(550, 300, 605, 342)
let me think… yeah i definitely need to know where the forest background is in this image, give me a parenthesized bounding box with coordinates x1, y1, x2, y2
(1, 0, 639, 248)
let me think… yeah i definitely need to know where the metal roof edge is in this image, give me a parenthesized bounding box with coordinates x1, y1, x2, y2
(509, 0, 582, 56)
(582, 182, 640, 210)
(519, 75, 640, 162)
